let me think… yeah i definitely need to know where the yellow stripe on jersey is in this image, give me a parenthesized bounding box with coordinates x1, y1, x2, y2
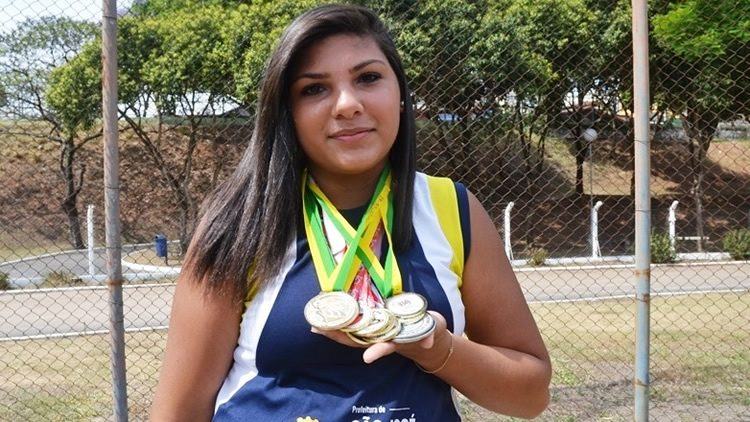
(425, 175, 464, 286)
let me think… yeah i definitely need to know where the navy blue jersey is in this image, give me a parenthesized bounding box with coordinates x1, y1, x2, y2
(213, 173, 471, 422)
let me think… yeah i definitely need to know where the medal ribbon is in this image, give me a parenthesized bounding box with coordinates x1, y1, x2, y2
(302, 167, 402, 297)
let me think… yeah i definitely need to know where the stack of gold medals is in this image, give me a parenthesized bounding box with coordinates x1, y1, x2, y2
(302, 167, 435, 345)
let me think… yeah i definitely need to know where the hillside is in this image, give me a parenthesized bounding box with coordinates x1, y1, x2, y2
(1, 121, 749, 260)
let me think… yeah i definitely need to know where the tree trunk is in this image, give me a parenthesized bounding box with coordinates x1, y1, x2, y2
(62, 199, 84, 249)
(687, 137, 706, 252)
(515, 101, 533, 194)
(60, 137, 85, 249)
(693, 165, 705, 252)
(684, 108, 718, 252)
(534, 124, 549, 176)
(178, 200, 189, 255)
(570, 104, 586, 196)
(176, 188, 196, 256)
(573, 134, 587, 195)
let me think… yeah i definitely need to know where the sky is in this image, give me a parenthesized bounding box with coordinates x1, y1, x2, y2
(0, 0, 137, 31)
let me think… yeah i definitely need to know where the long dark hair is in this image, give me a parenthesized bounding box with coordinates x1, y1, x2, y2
(183, 4, 417, 301)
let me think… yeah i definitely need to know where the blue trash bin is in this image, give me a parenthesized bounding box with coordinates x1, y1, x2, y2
(154, 234, 168, 259)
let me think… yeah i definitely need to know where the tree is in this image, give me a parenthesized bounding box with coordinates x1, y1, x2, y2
(471, 0, 607, 195)
(50, 0, 316, 251)
(590, 1, 636, 196)
(361, 0, 489, 178)
(652, 0, 750, 251)
(0, 17, 99, 249)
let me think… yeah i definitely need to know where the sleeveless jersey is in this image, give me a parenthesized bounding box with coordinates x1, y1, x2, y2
(213, 172, 471, 422)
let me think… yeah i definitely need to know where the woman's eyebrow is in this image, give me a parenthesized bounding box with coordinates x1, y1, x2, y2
(351, 58, 385, 72)
(294, 59, 386, 82)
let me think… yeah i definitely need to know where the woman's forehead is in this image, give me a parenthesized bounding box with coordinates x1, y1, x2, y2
(294, 34, 386, 74)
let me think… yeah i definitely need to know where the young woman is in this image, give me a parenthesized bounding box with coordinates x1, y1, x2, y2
(151, 5, 551, 421)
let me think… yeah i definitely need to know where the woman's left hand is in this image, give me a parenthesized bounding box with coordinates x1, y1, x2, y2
(310, 310, 452, 367)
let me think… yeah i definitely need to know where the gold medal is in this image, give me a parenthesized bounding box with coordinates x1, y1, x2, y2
(351, 308, 395, 338)
(399, 312, 427, 325)
(342, 294, 437, 345)
(340, 305, 374, 333)
(346, 309, 402, 345)
(393, 313, 436, 344)
(304, 292, 360, 330)
(366, 318, 402, 343)
(385, 292, 427, 318)
(345, 331, 374, 346)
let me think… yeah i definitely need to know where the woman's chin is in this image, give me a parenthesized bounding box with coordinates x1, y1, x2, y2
(320, 154, 388, 176)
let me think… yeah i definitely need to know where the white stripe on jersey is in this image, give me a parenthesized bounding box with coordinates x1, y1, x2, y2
(410, 172, 466, 335)
(214, 242, 298, 411)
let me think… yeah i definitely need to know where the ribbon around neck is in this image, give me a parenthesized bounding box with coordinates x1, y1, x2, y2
(302, 167, 402, 297)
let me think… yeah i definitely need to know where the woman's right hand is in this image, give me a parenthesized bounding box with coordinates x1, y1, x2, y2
(310, 310, 452, 369)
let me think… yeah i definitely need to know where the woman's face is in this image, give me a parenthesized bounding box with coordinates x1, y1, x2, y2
(290, 34, 401, 178)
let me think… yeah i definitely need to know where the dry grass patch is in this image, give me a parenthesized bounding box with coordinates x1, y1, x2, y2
(0, 293, 747, 421)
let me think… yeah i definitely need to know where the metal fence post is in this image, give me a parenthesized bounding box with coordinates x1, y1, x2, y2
(504, 201, 515, 260)
(102, 0, 128, 420)
(591, 200, 603, 259)
(632, 0, 651, 420)
(87, 204, 95, 278)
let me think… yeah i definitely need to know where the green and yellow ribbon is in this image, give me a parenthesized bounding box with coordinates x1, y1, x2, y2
(302, 166, 402, 297)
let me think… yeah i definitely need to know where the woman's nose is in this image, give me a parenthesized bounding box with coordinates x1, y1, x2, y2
(332, 87, 364, 119)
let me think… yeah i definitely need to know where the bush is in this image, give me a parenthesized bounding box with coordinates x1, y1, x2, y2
(526, 247, 549, 266)
(41, 271, 85, 288)
(722, 228, 750, 260)
(0, 272, 10, 290)
(651, 231, 676, 263)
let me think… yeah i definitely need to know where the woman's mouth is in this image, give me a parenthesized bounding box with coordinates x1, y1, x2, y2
(329, 128, 375, 142)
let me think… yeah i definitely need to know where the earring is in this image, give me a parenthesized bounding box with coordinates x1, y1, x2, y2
(400, 100, 405, 111)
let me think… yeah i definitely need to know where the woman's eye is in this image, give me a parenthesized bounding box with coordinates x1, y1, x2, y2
(301, 84, 325, 96)
(359, 72, 381, 84)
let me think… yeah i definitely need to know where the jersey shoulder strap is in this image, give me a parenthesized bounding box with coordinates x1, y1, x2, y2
(424, 175, 467, 285)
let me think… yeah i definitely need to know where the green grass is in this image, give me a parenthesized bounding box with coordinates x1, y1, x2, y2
(0, 231, 70, 263)
(123, 248, 184, 267)
(550, 356, 583, 387)
(714, 137, 750, 143)
(1, 294, 748, 421)
(0, 272, 9, 290)
(40, 271, 86, 288)
(0, 331, 165, 421)
(0, 244, 69, 263)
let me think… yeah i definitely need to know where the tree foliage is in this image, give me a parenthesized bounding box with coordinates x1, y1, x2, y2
(653, 0, 750, 122)
(651, 0, 750, 251)
(46, 41, 102, 136)
(47, 0, 319, 249)
(0, 16, 99, 249)
(0, 16, 98, 125)
(41, 0, 749, 246)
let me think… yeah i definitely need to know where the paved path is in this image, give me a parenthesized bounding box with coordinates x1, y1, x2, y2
(1, 261, 749, 340)
(0, 244, 155, 287)
(517, 260, 750, 302)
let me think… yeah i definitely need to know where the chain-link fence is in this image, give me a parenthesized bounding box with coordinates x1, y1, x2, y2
(1, 0, 748, 420)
